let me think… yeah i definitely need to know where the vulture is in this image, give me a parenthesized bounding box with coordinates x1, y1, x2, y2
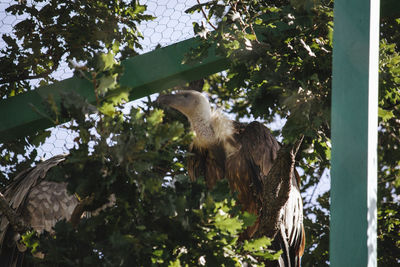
(0, 155, 114, 266)
(0, 155, 78, 266)
(157, 90, 305, 267)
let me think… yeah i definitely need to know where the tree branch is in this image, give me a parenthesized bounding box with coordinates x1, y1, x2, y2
(197, 0, 217, 31)
(259, 136, 303, 239)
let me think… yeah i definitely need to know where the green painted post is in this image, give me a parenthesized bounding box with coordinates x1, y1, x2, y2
(331, 0, 379, 266)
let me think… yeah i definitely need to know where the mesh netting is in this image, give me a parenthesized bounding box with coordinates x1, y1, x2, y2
(0, 0, 203, 159)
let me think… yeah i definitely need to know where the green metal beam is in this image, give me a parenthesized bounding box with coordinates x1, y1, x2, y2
(331, 0, 379, 266)
(0, 37, 228, 143)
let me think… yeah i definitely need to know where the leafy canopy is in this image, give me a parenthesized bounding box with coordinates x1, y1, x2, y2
(1, 0, 400, 266)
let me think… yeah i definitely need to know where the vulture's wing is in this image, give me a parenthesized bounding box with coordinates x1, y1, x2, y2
(239, 122, 281, 177)
(0, 155, 78, 264)
(237, 122, 305, 266)
(225, 121, 280, 214)
(187, 143, 226, 189)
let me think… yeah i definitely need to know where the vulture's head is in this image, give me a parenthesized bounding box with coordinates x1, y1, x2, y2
(156, 90, 211, 122)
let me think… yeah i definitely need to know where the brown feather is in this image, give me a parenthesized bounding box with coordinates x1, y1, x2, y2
(187, 143, 226, 189)
(189, 120, 305, 266)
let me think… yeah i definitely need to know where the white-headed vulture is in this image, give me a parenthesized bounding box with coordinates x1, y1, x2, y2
(157, 90, 305, 267)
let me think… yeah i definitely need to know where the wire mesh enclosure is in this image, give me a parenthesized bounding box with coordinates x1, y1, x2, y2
(0, 0, 203, 159)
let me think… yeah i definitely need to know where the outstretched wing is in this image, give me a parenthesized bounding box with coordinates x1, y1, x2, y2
(0, 155, 78, 264)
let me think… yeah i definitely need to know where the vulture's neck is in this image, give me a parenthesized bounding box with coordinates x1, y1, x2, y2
(189, 110, 235, 151)
(190, 114, 215, 147)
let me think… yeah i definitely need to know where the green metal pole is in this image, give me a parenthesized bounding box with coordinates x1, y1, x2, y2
(0, 37, 228, 143)
(331, 0, 379, 266)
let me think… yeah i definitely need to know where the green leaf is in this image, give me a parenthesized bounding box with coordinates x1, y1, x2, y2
(21, 231, 40, 254)
(97, 74, 117, 95)
(133, 4, 146, 15)
(95, 52, 116, 72)
(378, 107, 395, 122)
(214, 211, 243, 235)
(168, 259, 181, 267)
(254, 18, 263, 25)
(99, 102, 116, 116)
(243, 236, 272, 252)
(241, 211, 257, 227)
(245, 34, 257, 41)
(243, 236, 281, 260)
(147, 109, 164, 126)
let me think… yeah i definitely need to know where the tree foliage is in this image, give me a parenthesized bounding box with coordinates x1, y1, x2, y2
(25, 91, 279, 266)
(0, 0, 399, 266)
(0, 0, 152, 185)
(0, 0, 151, 98)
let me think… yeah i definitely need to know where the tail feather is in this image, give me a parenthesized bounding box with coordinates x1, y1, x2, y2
(269, 226, 303, 267)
